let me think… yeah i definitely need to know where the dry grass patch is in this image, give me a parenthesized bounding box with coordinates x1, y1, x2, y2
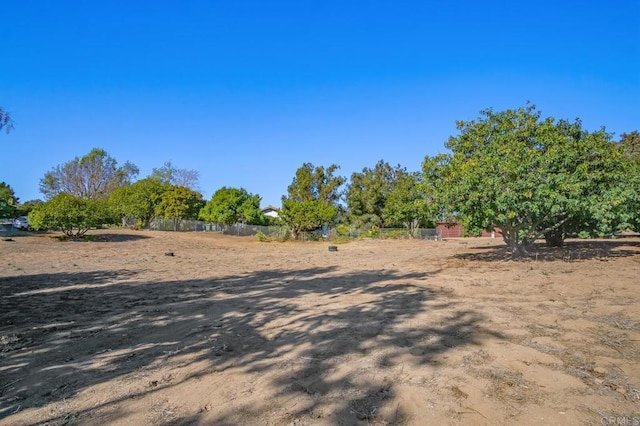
(475, 367, 545, 406)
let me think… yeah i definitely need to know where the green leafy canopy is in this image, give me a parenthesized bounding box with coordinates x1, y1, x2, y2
(0, 182, 19, 219)
(280, 163, 345, 239)
(154, 186, 204, 231)
(29, 193, 116, 238)
(434, 104, 628, 256)
(199, 187, 264, 226)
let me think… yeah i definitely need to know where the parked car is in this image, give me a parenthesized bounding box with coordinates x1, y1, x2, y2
(13, 216, 30, 230)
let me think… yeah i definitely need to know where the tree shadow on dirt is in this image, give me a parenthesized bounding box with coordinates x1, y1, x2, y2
(0, 265, 499, 424)
(456, 239, 640, 262)
(89, 232, 153, 243)
(0, 231, 151, 242)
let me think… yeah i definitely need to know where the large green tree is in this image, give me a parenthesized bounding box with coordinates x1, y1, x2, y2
(382, 172, 434, 236)
(0, 107, 13, 134)
(108, 178, 169, 229)
(40, 148, 139, 200)
(0, 182, 18, 219)
(346, 160, 408, 229)
(619, 131, 640, 231)
(155, 186, 205, 231)
(28, 193, 115, 238)
(434, 104, 628, 256)
(280, 163, 345, 240)
(199, 187, 264, 226)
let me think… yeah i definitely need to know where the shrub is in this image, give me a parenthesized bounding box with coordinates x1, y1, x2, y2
(363, 225, 379, 238)
(256, 231, 270, 242)
(336, 224, 351, 237)
(29, 194, 116, 239)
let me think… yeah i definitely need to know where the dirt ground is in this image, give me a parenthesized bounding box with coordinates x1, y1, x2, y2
(0, 230, 639, 425)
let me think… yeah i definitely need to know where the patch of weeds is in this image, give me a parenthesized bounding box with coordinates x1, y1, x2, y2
(597, 365, 640, 400)
(256, 231, 271, 242)
(557, 364, 596, 384)
(347, 380, 405, 425)
(534, 302, 552, 312)
(462, 349, 494, 367)
(350, 401, 378, 422)
(596, 328, 627, 350)
(149, 399, 181, 425)
(560, 351, 597, 381)
(559, 311, 579, 320)
(591, 314, 640, 331)
(545, 350, 640, 398)
(450, 385, 469, 400)
(477, 367, 544, 405)
(592, 328, 640, 361)
(526, 324, 561, 338)
(520, 337, 566, 358)
(498, 305, 526, 316)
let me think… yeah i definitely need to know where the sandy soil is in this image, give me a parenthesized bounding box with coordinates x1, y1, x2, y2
(0, 230, 639, 425)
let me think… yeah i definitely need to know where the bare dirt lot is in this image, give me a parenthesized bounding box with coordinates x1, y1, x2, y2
(1, 230, 639, 425)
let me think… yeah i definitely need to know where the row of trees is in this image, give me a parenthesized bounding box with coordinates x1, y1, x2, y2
(32, 150, 208, 235)
(2, 104, 639, 256)
(276, 106, 638, 257)
(277, 162, 438, 239)
(1, 148, 275, 236)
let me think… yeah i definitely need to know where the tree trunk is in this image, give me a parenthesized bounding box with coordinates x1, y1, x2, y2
(544, 229, 565, 247)
(515, 243, 531, 257)
(502, 227, 529, 258)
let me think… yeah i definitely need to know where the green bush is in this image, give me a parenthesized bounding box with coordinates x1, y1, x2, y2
(29, 194, 116, 239)
(256, 231, 270, 242)
(363, 225, 379, 238)
(336, 224, 350, 237)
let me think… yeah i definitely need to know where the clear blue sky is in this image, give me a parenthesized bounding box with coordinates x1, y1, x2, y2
(2, 0, 639, 207)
